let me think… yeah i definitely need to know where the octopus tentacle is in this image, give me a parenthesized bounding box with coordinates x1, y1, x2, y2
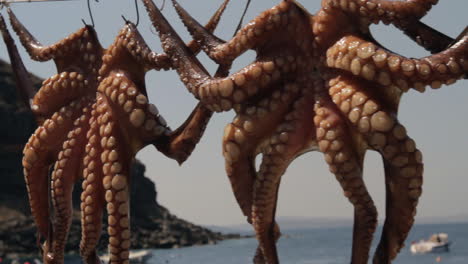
(105, 0, 231, 73)
(96, 97, 133, 264)
(170, 0, 225, 60)
(222, 84, 300, 262)
(373, 125, 422, 263)
(89, 16, 221, 259)
(252, 223, 281, 264)
(170, 0, 299, 64)
(32, 72, 89, 121)
(142, 0, 292, 109)
(80, 103, 106, 264)
(252, 89, 316, 264)
(328, 75, 423, 263)
(326, 35, 467, 93)
(395, 21, 455, 54)
(314, 98, 377, 264)
(0, 14, 37, 110)
(171, 0, 230, 58)
(157, 103, 213, 164)
(323, 0, 437, 24)
(96, 74, 171, 149)
(222, 123, 267, 262)
(102, 22, 219, 164)
(223, 84, 299, 263)
(8, 8, 94, 62)
(4, 0, 230, 260)
(124, 0, 230, 70)
(108, 23, 173, 71)
(223, 83, 299, 221)
(7, 6, 104, 123)
(47, 102, 93, 264)
(22, 98, 90, 244)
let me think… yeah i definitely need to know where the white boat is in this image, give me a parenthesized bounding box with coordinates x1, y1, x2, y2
(100, 249, 153, 263)
(410, 233, 451, 254)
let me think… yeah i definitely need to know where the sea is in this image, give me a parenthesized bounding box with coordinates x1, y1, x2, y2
(146, 222, 468, 264)
(7, 222, 468, 264)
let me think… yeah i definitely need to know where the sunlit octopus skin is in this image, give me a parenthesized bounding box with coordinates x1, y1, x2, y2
(141, 0, 467, 263)
(3, 2, 230, 264)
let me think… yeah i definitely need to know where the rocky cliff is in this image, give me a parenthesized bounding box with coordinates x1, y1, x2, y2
(0, 60, 238, 259)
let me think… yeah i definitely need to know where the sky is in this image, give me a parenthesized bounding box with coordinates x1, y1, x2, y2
(0, 0, 467, 227)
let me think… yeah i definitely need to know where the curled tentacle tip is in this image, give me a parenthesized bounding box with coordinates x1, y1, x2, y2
(175, 153, 188, 165)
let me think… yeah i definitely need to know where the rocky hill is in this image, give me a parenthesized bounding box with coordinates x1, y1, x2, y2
(0, 60, 239, 259)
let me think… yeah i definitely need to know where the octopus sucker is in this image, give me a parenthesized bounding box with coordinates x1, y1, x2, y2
(32, 73, 90, 119)
(223, 84, 301, 261)
(328, 74, 423, 262)
(23, 98, 91, 247)
(314, 97, 377, 264)
(251, 90, 316, 264)
(48, 101, 93, 264)
(142, 0, 467, 263)
(95, 97, 133, 263)
(79, 106, 106, 264)
(327, 35, 467, 92)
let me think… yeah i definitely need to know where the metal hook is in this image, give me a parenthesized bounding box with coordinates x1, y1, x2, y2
(122, 0, 139, 26)
(234, 0, 251, 36)
(160, 0, 165, 11)
(83, 0, 98, 28)
(121, 14, 129, 24)
(134, 0, 139, 26)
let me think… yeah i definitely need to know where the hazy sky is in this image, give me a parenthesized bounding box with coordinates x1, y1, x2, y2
(1, 0, 467, 227)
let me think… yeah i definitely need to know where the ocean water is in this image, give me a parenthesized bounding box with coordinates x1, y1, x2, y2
(16, 222, 468, 264)
(146, 222, 468, 264)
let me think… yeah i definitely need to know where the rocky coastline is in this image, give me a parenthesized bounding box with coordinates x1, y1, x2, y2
(0, 60, 242, 260)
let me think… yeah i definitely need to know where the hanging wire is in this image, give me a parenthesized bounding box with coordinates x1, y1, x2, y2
(234, 0, 251, 36)
(122, 0, 140, 26)
(159, 0, 165, 11)
(1, 0, 77, 9)
(134, 0, 139, 26)
(82, 0, 99, 27)
(1, 0, 77, 4)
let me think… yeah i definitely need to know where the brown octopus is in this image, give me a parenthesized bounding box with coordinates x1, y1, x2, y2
(141, 0, 467, 263)
(2, 1, 229, 263)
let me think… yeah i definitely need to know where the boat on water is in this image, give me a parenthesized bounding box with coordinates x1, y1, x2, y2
(100, 250, 153, 263)
(410, 233, 451, 254)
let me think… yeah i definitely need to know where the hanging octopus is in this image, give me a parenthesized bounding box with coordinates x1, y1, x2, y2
(7, 7, 105, 263)
(1, 1, 230, 263)
(141, 0, 467, 263)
